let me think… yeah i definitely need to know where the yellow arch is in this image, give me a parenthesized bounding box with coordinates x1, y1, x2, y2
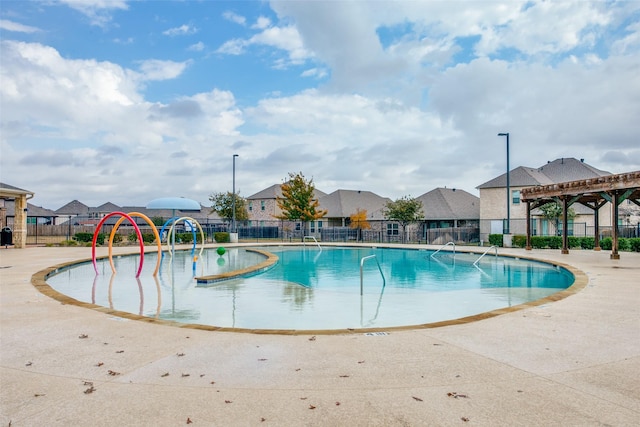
(166, 216, 205, 263)
(109, 212, 162, 276)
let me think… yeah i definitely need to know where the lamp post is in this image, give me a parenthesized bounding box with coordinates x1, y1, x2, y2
(498, 132, 510, 235)
(232, 154, 239, 233)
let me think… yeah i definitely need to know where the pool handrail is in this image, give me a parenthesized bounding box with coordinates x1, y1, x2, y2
(473, 245, 499, 266)
(303, 235, 322, 251)
(431, 241, 456, 258)
(360, 254, 386, 295)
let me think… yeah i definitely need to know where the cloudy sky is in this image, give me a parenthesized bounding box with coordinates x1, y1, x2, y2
(1, 1, 639, 210)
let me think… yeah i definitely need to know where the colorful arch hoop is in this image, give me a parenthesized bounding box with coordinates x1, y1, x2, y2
(166, 216, 205, 262)
(92, 212, 145, 278)
(110, 212, 162, 276)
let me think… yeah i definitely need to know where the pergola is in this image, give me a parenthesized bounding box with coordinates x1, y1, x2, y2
(521, 171, 640, 259)
(0, 183, 35, 249)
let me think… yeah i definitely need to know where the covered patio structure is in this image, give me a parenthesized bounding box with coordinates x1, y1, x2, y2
(0, 183, 35, 249)
(521, 171, 640, 259)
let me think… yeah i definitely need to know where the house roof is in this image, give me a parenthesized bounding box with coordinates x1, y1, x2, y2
(477, 158, 611, 189)
(91, 202, 121, 213)
(416, 187, 479, 220)
(318, 190, 391, 219)
(55, 200, 90, 215)
(248, 183, 327, 200)
(3, 200, 57, 217)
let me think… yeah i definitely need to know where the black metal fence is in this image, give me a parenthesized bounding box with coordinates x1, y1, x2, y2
(22, 220, 638, 246)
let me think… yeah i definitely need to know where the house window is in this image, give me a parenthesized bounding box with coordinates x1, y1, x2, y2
(512, 189, 521, 205)
(386, 223, 399, 235)
(317, 221, 323, 229)
(557, 220, 574, 236)
(295, 223, 301, 231)
(310, 221, 315, 232)
(261, 201, 265, 211)
(248, 202, 253, 211)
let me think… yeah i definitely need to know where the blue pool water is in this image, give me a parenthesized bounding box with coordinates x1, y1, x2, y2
(46, 246, 574, 331)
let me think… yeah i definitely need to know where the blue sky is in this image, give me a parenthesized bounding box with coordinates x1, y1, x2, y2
(1, 0, 639, 209)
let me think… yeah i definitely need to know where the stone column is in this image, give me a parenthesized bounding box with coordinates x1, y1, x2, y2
(13, 195, 27, 248)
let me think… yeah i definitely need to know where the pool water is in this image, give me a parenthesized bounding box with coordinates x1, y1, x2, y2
(46, 246, 574, 331)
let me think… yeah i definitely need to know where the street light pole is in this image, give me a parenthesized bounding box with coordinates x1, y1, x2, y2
(232, 154, 239, 233)
(498, 133, 510, 235)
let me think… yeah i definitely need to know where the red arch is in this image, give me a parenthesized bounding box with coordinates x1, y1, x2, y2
(92, 212, 145, 277)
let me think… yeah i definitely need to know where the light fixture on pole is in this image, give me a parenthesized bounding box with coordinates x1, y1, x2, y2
(498, 132, 510, 235)
(232, 154, 239, 233)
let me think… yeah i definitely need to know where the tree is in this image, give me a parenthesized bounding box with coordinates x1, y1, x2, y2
(209, 191, 249, 225)
(383, 196, 424, 243)
(539, 201, 576, 236)
(349, 208, 371, 241)
(274, 172, 327, 240)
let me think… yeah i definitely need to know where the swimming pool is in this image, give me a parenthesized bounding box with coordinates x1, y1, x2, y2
(44, 245, 575, 332)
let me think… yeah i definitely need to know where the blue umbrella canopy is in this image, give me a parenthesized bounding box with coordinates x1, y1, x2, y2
(146, 197, 201, 211)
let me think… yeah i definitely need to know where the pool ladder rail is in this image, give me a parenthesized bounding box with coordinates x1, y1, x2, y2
(360, 255, 386, 295)
(303, 236, 322, 251)
(431, 241, 456, 258)
(473, 245, 499, 266)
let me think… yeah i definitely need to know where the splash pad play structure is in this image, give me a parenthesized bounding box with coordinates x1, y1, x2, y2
(90, 198, 206, 278)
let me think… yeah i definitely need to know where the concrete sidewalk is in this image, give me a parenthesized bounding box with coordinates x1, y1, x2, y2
(1, 246, 638, 426)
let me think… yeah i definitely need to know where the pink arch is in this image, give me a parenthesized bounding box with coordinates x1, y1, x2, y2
(92, 212, 145, 277)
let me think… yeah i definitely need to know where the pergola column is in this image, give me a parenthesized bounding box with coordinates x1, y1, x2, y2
(13, 195, 28, 249)
(561, 196, 569, 254)
(525, 200, 532, 250)
(610, 191, 620, 260)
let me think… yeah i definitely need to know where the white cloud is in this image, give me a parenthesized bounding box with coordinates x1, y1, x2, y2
(222, 10, 246, 26)
(188, 41, 205, 52)
(58, 0, 128, 27)
(217, 23, 311, 67)
(252, 16, 271, 30)
(136, 59, 190, 81)
(163, 24, 197, 37)
(0, 19, 41, 33)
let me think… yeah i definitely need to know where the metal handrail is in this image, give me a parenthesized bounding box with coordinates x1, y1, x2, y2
(360, 255, 386, 295)
(303, 235, 322, 251)
(431, 241, 456, 258)
(473, 245, 499, 266)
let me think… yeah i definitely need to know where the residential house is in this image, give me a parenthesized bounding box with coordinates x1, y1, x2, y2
(416, 187, 480, 244)
(316, 189, 390, 237)
(246, 184, 328, 234)
(55, 200, 90, 225)
(477, 158, 612, 241)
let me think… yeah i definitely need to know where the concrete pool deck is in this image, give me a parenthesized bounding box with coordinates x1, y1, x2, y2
(1, 245, 638, 426)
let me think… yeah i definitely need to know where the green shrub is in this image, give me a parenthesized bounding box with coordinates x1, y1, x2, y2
(512, 235, 527, 248)
(177, 232, 193, 244)
(568, 236, 582, 249)
(73, 232, 93, 242)
(600, 237, 612, 250)
(112, 234, 123, 244)
(580, 237, 595, 250)
(128, 232, 138, 243)
(142, 233, 156, 244)
(618, 238, 631, 252)
(215, 232, 230, 243)
(630, 238, 640, 252)
(488, 234, 503, 247)
(74, 232, 105, 245)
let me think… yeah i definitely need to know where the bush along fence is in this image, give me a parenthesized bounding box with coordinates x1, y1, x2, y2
(489, 234, 640, 252)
